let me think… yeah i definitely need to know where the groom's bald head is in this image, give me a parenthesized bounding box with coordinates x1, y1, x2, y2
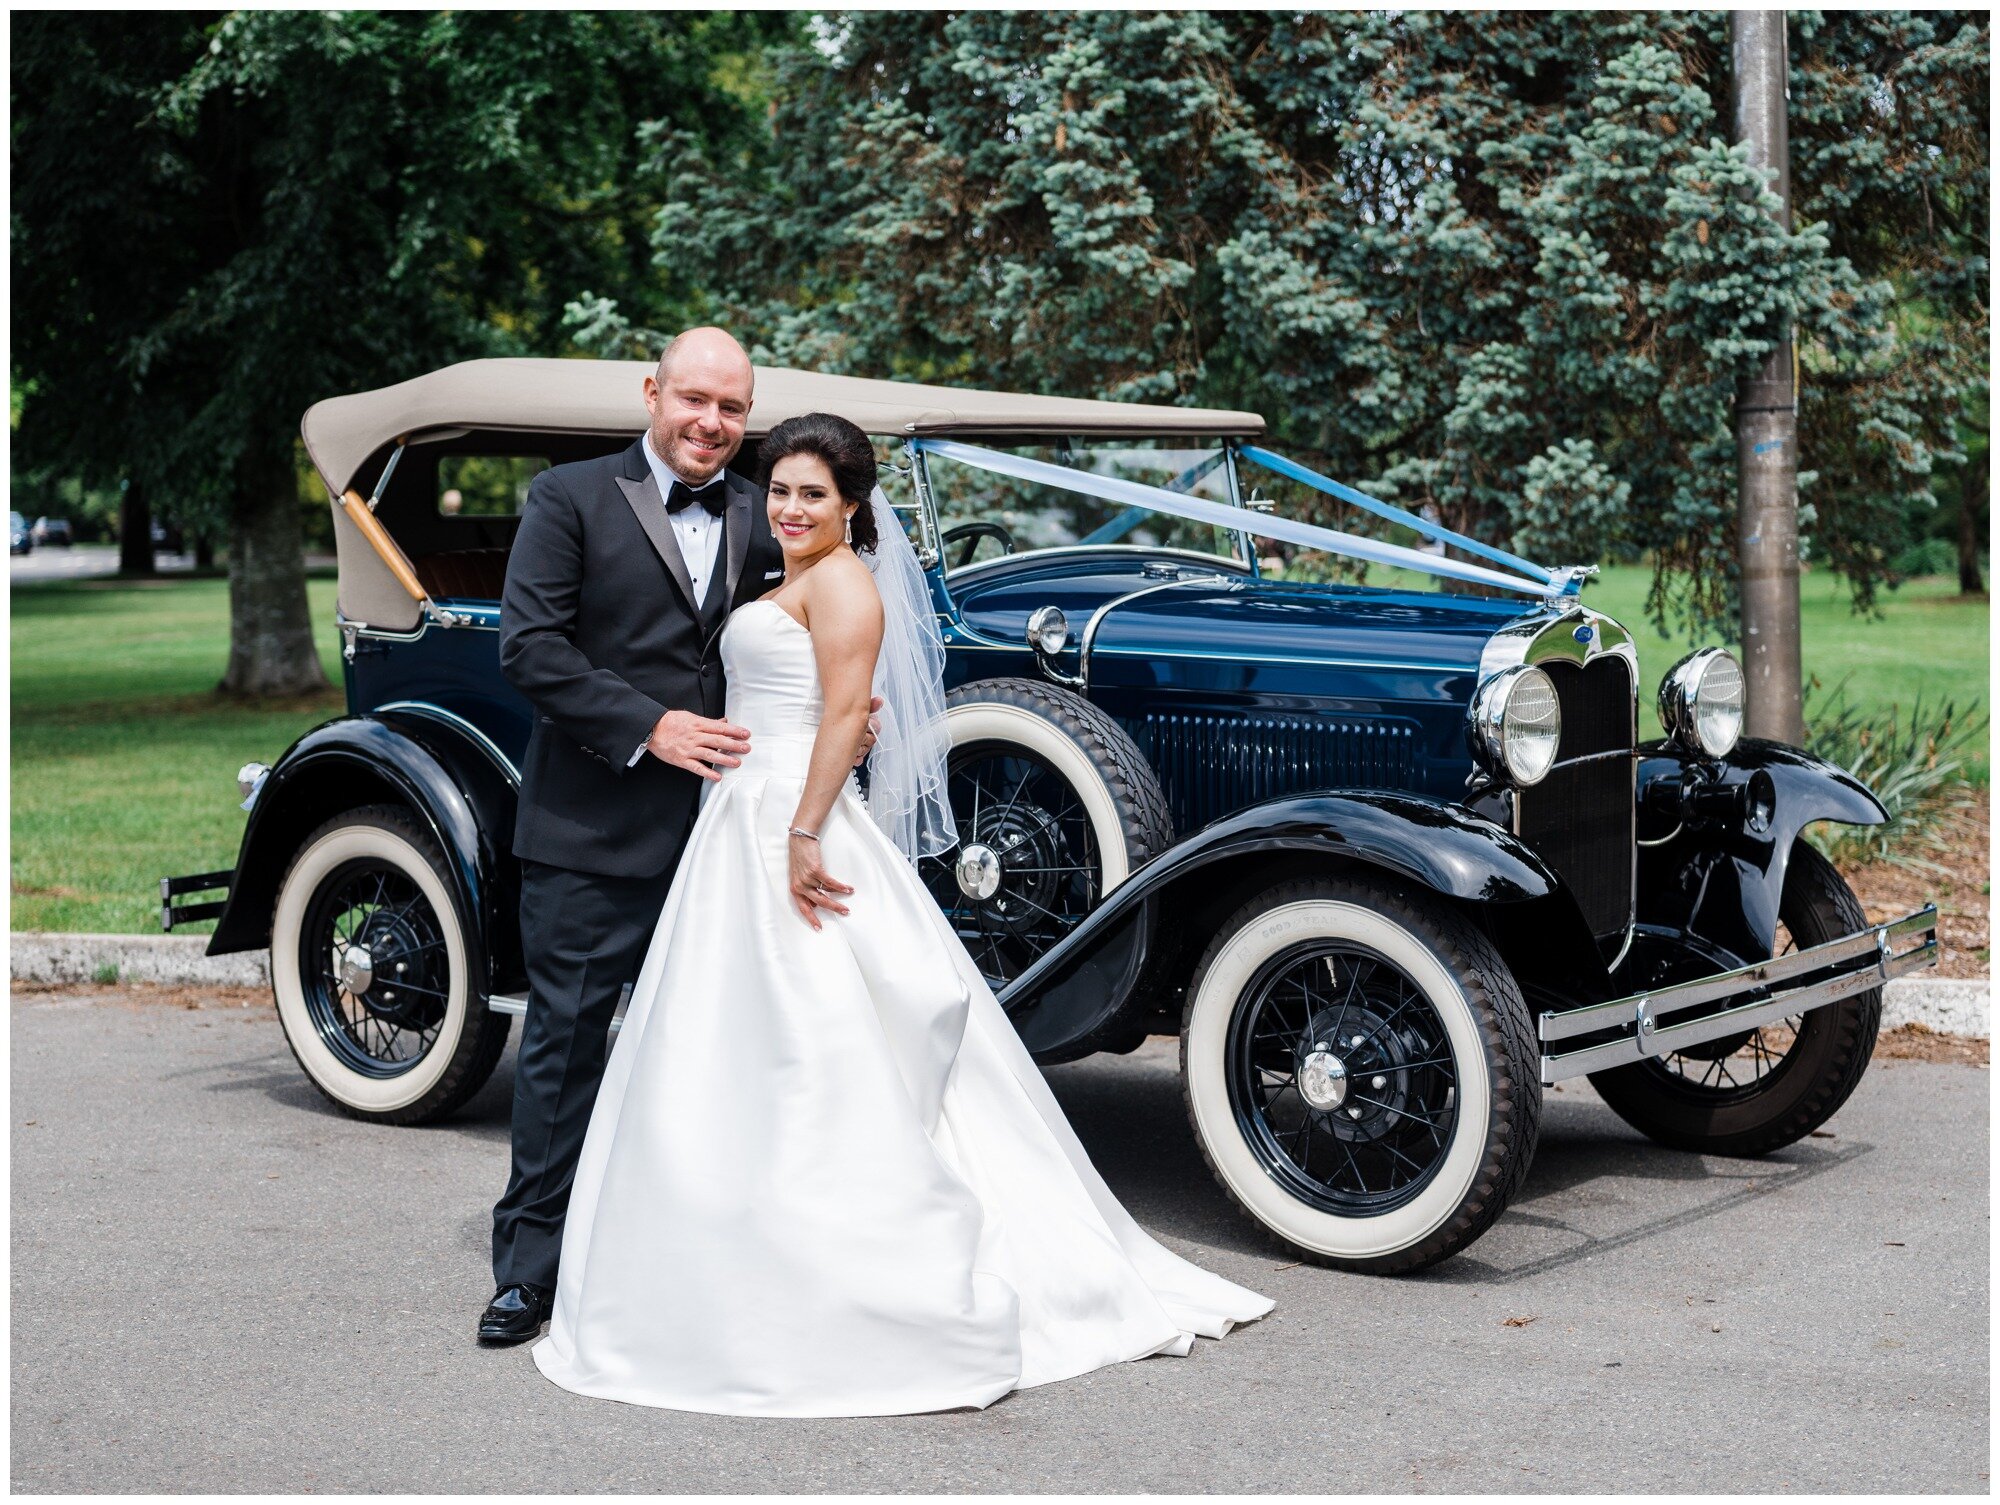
(643, 327, 755, 485)
(656, 327, 753, 391)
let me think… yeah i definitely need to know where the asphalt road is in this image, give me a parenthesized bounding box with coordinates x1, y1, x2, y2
(8, 544, 178, 584)
(11, 987, 1989, 1493)
(8, 544, 337, 584)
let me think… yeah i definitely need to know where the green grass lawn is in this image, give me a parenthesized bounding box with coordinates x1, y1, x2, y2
(1347, 560, 1990, 772)
(10, 573, 345, 934)
(1578, 565, 1990, 764)
(8, 565, 1989, 935)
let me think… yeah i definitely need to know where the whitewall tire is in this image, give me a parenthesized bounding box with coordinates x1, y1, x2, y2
(1180, 877, 1540, 1274)
(270, 804, 509, 1125)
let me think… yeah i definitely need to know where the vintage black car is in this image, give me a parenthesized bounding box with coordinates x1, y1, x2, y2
(165, 359, 1936, 1273)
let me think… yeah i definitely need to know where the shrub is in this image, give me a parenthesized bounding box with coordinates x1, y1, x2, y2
(1803, 678, 1988, 872)
(1889, 537, 1961, 582)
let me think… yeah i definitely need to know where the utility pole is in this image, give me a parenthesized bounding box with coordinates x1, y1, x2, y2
(1732, 10, 1805, 743)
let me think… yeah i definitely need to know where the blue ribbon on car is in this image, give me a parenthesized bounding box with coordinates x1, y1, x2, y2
(911, 438, 1577, 599)
(1235, 445, 1555, 586)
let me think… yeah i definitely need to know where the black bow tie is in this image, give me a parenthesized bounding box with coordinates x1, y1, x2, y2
(665, 478, 729, 517)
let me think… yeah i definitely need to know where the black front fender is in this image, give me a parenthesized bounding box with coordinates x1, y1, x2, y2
(207, 715, 521, 992)
(1000, 790, 1577, 1059)
(1634, 736, 1885, 965)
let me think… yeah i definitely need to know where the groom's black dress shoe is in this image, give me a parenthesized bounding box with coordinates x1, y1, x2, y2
(478, 1282, 554, 1346)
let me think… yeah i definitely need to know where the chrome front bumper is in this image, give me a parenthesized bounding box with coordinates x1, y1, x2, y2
(1539, 906, 1939, 1085)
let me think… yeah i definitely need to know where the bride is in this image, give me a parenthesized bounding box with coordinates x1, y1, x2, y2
(531, 412, 1272, 1417)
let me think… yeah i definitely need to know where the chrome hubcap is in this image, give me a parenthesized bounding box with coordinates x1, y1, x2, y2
(336, 941, 376, 995)
(955, 843, 1003, 901)
(1297, 1045, 1351, 1110)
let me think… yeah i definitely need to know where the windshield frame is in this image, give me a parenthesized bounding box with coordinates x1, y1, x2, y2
(906, 437, 1260, 593)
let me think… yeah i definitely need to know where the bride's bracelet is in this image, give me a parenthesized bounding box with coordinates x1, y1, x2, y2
(786, 826, 820, 842)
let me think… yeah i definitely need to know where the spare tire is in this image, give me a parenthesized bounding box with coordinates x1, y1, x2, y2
(916, 678, 1173, 989)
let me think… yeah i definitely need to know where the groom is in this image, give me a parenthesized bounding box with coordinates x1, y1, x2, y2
(482, 328, 864, 1344)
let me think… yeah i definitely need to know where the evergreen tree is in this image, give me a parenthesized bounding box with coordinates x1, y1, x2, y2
(572, 11, 1988, 633)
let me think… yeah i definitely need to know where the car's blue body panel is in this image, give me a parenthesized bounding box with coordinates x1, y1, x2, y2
(940, 552, 1528, 819)
(346, 603, 535, 772)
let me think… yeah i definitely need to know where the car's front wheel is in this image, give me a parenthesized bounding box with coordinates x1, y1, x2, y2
(1588, 840, 1881, 1157)
(270, 804, 509, 1125)
(1181, 877, 1541, 1274)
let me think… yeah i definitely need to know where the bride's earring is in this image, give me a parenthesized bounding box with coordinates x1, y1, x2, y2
(844, 514, 853, 544)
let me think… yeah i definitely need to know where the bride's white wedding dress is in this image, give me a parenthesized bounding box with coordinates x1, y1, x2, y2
(532, 599, 1272, 1417)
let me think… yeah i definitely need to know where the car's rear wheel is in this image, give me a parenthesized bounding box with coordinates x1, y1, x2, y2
(270, 804, 509, 1125)
(917, 678, 1173, 990)
(1588, 840, 1880, 1157)
(1181, 877, 1540, 1274)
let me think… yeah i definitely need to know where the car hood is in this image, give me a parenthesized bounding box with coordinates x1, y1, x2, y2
(950, 557, 1540, 675)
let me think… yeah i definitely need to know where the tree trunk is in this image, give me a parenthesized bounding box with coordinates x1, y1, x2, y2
(194, 530, 215, 571)
(118, 481, 155, 575)
(1957, 457, 1985, 595)
(218, 454, 328, 697)
(1731, 10, 1805, 745)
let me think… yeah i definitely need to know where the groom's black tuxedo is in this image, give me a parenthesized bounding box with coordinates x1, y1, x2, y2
(492, 436, 785, 1291)
(501, 438, 786, 877)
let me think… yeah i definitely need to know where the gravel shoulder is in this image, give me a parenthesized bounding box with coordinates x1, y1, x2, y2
(11, 985, 1989, 1493)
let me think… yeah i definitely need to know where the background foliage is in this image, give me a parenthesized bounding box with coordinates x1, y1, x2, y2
(571, 10, 1988, 633)
(11, 10, 792, 688)
(10, 11, 1989, 660)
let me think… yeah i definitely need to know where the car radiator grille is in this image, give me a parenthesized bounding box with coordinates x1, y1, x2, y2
(1132, 712, 1420, 835)
(1513, 657, 1636, 939)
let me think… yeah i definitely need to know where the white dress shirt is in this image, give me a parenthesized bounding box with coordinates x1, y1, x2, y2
(630, 433, 729, 767)
(642, 431, 725, 609)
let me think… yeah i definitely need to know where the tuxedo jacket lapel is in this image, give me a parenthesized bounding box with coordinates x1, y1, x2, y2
(719, 473, 756, 610)
(614, 455, 699, 618)
(700, 475, 760, 654)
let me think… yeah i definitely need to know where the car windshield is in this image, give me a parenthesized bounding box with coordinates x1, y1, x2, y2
(921, 440, 1242, 570)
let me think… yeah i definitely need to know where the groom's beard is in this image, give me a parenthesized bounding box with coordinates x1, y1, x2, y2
(654, 425, 738, 486)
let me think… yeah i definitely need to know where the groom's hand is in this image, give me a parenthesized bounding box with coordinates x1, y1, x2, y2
(647, 709, 751, 781)
(853, 696, 885, 767)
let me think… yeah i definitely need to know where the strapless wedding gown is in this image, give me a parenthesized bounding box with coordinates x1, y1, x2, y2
(532, 599, 1272, 1416)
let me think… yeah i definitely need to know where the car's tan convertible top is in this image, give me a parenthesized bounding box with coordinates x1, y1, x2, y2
(302, 357, 1266, 498)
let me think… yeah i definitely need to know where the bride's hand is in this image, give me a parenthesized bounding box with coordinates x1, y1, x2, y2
(788, 833, 854, 930)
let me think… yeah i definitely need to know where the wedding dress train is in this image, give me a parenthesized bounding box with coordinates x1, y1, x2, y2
(532, 600, 1272, 1416)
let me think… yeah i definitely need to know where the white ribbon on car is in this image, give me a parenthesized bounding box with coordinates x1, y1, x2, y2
(910, 437, 1575, 600)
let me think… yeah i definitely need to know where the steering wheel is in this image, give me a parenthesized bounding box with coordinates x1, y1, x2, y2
(941, 521, 1018, 570)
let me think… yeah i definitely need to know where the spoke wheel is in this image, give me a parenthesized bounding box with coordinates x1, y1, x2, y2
(1590, 840, 1882, 1157)
(1183, 878, 1540, 1276)
(271, 804, 510, 1125)
(920, 744, 1102, 987)
(299, 857, 452, 1079)
(1228, 940, 1459, 1217)
(1649, 930, 1806, 1100)
(919, 679, 1172, 992)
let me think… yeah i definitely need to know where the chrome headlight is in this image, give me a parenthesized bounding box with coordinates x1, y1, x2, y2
(1659, 648, 1743, 758)
(1026, 605, 1070, 656)
(1468, 665, 1562, 785)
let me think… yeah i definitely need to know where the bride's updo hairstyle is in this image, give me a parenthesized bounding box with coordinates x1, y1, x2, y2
(759, 412, 880, 555)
